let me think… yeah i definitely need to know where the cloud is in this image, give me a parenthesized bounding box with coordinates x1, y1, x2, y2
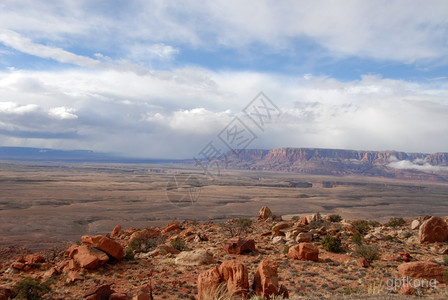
(0, 101, 38, 114)
(387, 156, 448, 172)
(1, 0, 446, 66)
(0, 29, 101, 68)
(0, 68, 447, 158)
(48, 107, 78, 120)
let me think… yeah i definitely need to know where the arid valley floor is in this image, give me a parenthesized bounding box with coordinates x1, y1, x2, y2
(1, 161, 448, 250)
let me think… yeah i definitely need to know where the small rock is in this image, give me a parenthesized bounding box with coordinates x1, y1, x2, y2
(400, 283, 415, 295)
(296, 232, 313, 243)
(109, 292, 131, 300)
(272, 236, 285, 244)
(410, 220, 420, 230)
(111, 224, 122, 238)
(358, 258, 370, 268)
(398, 251, 412, 262)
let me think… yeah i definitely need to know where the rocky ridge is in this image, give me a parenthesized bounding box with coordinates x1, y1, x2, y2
(223, 148, 448, 182)
(1, 208, 448, 299)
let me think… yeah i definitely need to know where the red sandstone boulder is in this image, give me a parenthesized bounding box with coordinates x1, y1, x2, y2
(82, 235, 125, 260)
(418, 216, 448, 243)
(222, 237, 256, 255)
(288, 243, 319, 261)
(219, 260, 249, 298)
(253, 259, 289, 299)
(71, 245, 109, 269)
(258, 206, 272, 221)
(25, 254, 45, 264)
(397, 261, 445, 281)
(110, 224, 122, 238)
(162, 221, 180, 234)
(197, 266, 222, 300)
(83, 283, 114, 300)
(198, 260, 249, 299)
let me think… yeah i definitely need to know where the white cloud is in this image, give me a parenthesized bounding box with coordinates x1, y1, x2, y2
(0, 29, 101, 68)
(387, 156, 448, 171)
(48, 107, 78, 120)
(1, 1, 446, 64)
(0, 68, 446, 158)
(0, 101, 38, 114)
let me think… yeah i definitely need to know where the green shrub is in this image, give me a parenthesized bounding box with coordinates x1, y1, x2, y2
(126, 233, 165, 257)
(171, 238, 188, 252)
(351, 232, 363, 245)
(235, 217, 252, 230)
(329, 214, 342, 222)
(321, 236, 342, 253)
(368, 220, 381, 227)
(13, 277, 51, 300)
(283, 245, 290, 255)
(385, 217, 406, 228)
(354, 245, 380, 263)
(385, 235, 393, 241)
(352, 220, 371, 234)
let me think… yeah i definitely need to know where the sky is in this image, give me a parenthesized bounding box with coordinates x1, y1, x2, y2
(0, 0, 447, 159)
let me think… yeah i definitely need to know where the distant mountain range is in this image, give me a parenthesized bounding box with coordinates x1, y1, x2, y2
(2, 146, 448, 182)
(225, 148, 448, 182)
(0, 147, 182, 164)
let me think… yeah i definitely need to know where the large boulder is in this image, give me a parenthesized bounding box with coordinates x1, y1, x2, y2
(253, 259, 288, 299)
(418, 216, 448, 243)
(175, 249, 214, 266)
(397, 262, 445, 281)
(222, 237, 256, 255)
(197, 266, 222, 300)
(67, 245, 109, 270)
(288, 243, 319, 262)
(219, 260, 249, 298)
(197, 260, 249, 300)
(258, 206, 272, 221)
(82, 235, 125, 260)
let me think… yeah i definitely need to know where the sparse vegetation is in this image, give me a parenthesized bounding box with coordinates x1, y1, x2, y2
(352, 220, 371, 234)
(321, 236, 342, 253)
(351, 232, 363, 245)
(354, 244, 380, 263)
(385, 217, 406, 228)
(171, 238, 188, 252)
(13, 277, 51, 300)
(125, 233, 165, 258)
(329, 214, 342, 222)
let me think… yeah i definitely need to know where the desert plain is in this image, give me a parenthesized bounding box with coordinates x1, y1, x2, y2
(1, 160, 447, 250)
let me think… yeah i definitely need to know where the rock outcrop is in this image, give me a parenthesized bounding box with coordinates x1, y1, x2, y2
(82, 235, 125, 260)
